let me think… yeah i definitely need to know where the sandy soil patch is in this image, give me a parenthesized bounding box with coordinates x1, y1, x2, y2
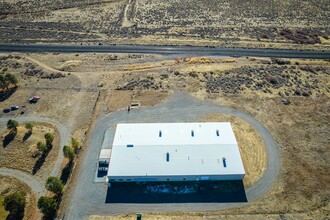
(200, 113, 266, 187)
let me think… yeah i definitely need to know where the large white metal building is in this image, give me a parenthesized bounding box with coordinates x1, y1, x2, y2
(107, 122, 245, 182)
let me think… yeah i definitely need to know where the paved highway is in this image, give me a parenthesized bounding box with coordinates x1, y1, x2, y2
(0, 43, 330, 59)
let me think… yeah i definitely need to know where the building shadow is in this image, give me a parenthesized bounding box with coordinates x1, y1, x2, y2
(105, 180, 247, 203)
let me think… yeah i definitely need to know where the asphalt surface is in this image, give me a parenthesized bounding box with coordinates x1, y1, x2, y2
(0, 43, 330, 59)
(64, 92, 280, 219)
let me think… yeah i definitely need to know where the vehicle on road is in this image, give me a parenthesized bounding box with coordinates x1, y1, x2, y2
(29, 96, 40, 103)
(11, 105, 19, 110)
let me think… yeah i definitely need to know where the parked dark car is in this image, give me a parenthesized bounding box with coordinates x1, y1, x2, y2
(3, 108, 11, 113)
(11, 105, 19, 110)
(29, 96, 40, 103)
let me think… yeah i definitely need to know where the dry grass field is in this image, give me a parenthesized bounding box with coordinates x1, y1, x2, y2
(0, 123, 59, 179)
(0, 0, 329, 49)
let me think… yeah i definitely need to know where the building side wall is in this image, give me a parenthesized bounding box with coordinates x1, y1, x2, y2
(108, 174, 244, 182)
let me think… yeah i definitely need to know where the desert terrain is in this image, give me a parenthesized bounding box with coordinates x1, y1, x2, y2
(0, 0, 329, 219)
(0, 0, 329, 50)
(0, 52, 329, 219)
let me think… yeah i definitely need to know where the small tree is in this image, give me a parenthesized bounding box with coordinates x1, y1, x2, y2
(7, 119, 18, 131)
(5, 73, 18, 87)
(25, 122, 33, 133)
(45, 177, 63, 196)
(37, 142, 47, 153)
(71, 138, 80, 154)
(37, 196, 58, 217)
(3, 191, 26, 218)
(0, 74, 8, 91)
(44, 133, 54, 146)
(63, 145, 75, 162)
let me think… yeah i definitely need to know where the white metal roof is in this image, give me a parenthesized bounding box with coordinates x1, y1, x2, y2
(107, 122, 245, 177)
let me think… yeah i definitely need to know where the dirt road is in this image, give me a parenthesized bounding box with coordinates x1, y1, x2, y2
(64, 92, 280, 219)
(0, 167, 45, 197)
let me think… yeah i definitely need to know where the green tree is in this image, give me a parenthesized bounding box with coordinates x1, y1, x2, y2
(0, 74, 8, 91)
(3, 191, 26, 217)
(25, 122, 33, 133)
(37, 196, 58, 217)
(5, 73, 18, 87)
(45, 177, 63, 196)
(71, 138, 80, 154)
(37, 142, 47, 153)
(63, 145, 75, 161)
(44, 133, 54, 146)
(7, 119, 18, 131)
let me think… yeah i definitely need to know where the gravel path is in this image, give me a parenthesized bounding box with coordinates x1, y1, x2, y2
(64, 92, 280, 219)
(0, 167, 45, 197)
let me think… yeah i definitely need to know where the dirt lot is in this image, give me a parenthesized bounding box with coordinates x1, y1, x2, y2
(0, 0, 329, 49)
(106, 90, 170, 113)
(0, 175, 38, 220)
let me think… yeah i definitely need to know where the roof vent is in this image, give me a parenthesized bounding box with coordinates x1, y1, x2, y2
(222, 157, 227, 168)
(191, 130, 194, 137)
(159, 130, 162, 137)
(216, 130, 220, 136)
(166, 152, 170, 162)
